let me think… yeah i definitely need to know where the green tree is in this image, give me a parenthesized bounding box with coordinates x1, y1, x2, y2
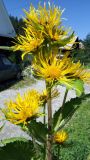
(9, 16, 25, 35)
(72, 34, 90, 66)
(83, 34, 90, 64)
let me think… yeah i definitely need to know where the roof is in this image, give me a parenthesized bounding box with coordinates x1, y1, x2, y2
(59, 36, 78, 51)
(0, 0, 16, 38)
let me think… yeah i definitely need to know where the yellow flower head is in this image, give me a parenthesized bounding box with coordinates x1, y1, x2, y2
(53, 131, 68, 144)
(23, 4, 65, 41)
(3, 90, 41, 125)
(33, 52, 90, 84)
(12, 30, 44, 59)
(12, 3, 75, 59)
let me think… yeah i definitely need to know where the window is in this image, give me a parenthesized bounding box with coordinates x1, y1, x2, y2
(2, 57, 12, 65)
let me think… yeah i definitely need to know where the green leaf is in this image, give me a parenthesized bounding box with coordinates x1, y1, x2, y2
(0, 137, 28, 146)
(60, 79, 84, 96)
(0, 140, 34, 160)
(28, 120, 48, 143)
(53, 107, 62, 132)
(53, 94, 88, 132)
(72, 80, 84, 96)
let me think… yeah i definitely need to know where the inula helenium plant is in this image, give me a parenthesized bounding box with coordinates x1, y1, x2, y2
(1, 2, 90, 160)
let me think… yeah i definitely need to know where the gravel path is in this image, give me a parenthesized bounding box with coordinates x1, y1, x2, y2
(0, 80, 90, 142)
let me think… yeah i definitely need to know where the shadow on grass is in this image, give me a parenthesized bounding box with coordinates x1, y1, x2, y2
(0, 78, 23, 92)
(0, 77, 36, 92)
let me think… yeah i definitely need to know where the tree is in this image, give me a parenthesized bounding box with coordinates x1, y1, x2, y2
(9, 16, 25, 35)
(72, 34, 90, 65)
(80, 34, 90, 65)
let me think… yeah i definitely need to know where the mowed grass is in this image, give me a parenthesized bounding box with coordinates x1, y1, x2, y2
(55, 94, 90, 160)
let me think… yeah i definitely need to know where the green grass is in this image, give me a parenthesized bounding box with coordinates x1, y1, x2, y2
(54, 95, 90, 160)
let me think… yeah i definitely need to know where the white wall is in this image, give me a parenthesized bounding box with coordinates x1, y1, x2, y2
(0, 0, 16, 37)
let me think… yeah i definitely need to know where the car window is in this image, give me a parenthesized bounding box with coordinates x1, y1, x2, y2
(2, 57, 12, 65)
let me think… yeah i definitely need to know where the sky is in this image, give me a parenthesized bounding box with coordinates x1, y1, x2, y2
(3, 0, 90, 40)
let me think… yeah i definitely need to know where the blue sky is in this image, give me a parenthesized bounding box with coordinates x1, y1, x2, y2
(3, 0, 90, 40)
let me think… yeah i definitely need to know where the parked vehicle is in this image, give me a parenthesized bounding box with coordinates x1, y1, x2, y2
(0, 54, 21, 82)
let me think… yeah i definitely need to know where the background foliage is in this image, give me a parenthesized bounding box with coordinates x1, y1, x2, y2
(73, 34, 90, 67)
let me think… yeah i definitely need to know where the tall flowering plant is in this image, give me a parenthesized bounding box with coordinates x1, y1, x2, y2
(1, 3, 90, 160)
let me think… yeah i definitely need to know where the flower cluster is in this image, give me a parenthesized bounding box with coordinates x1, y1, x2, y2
(12, 4, 75, 59)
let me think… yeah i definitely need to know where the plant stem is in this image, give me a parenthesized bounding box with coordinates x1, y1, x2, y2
(46, 83, 52, 160)
(43, 103, 46, 160)
(43, 104, 46, 125)
(32, 135, 38, 158)
(62, 88, 68, 108)
(57, 144, 60, 160)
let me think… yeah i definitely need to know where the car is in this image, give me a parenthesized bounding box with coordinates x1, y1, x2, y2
(0, 54, 21, 82)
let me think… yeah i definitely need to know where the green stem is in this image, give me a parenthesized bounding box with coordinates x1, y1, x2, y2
(46, 82, 52, 160)
(43, 103, 46, 160)
(57, 144, 60, 160)
(62, 88, 68, 108)
(26, 127, 39, 159)
(32, 135, 38, 158)
(43, 103, 46, 125)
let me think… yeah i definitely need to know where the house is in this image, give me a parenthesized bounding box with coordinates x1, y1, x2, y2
(0, 0, 16, 56)
(58, 36, 84, 58)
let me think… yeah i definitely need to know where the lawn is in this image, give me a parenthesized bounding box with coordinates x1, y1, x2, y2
(54, 93, 90, 160)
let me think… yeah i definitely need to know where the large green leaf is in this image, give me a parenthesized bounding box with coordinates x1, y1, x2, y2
(53, 94, 89, 132)
(0, 140, 34, 160)
(60, 79, 84, 96)
(0, 137, 28, 146)
(0, 140, 44, 160)
(28, 120, 48, 143)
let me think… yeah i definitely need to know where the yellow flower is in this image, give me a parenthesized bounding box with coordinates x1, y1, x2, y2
(23, 4, 75, 42)
(3, 90, 41, 125)
(24, 4, 63, 40)
(53, 131, 68, 144)
(12, 4, 75, 58)
(33, 52, 90, 84)
(12, 29, 44, 59)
